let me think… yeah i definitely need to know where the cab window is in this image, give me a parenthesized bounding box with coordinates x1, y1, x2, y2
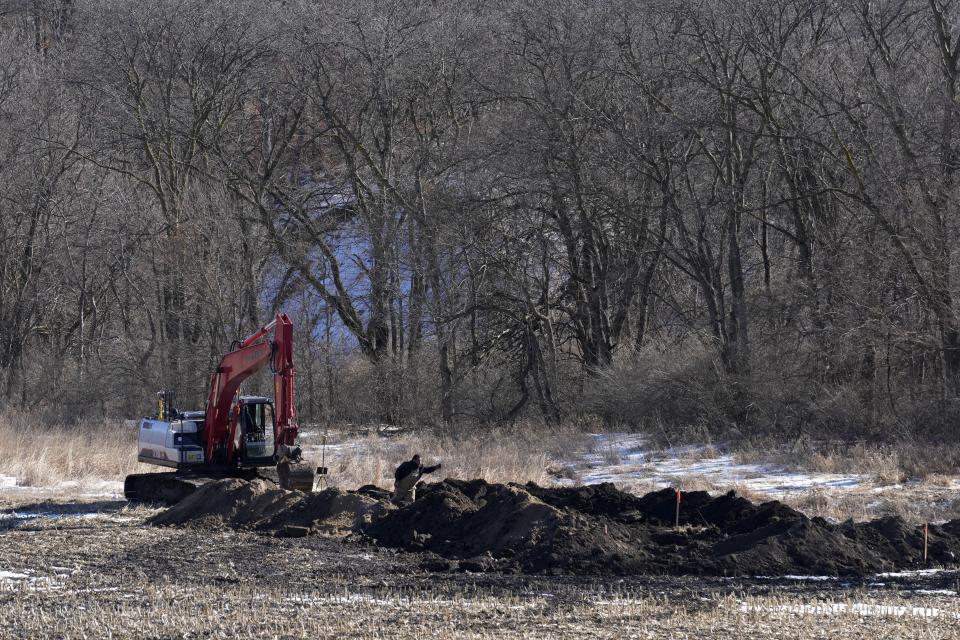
(239, 402, 275, 459)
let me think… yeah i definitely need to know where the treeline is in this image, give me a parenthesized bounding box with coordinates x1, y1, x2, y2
(2, 0, 959, 439)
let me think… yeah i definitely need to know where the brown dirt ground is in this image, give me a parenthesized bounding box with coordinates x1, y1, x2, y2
(2, 497, 960, 638)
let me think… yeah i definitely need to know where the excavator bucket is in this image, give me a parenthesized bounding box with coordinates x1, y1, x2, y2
(277, 461, 316, 492)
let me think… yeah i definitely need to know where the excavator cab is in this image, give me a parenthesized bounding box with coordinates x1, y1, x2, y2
(236, 397, 276, 463)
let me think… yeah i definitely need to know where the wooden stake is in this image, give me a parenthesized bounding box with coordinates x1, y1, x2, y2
(675, 488, 682, 529)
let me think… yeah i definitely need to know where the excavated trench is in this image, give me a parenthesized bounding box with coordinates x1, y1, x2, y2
(149, 478, 960, 577)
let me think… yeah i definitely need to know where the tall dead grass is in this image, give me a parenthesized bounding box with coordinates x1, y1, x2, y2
(0, 406, 592, 491)
(734, 438, 960, 483)
(306, 422, 592, 490)
(0, 410, 151, 488)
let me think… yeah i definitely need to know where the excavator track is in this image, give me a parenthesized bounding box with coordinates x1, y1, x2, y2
(125, 468, 293, 505)
(124, 473, 210, 506)
(125, 464, 316, 505)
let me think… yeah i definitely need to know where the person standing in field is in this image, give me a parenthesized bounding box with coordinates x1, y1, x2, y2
(392, 454, 441, 504)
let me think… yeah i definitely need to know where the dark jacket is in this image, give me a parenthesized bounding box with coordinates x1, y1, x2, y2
(394, 459, 440, 482)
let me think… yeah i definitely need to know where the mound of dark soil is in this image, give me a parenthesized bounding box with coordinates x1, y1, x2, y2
(366, 481, 960, 576)
(150, 478, 960, 577)
(149, 478, 391, 535)
(149, 479, 298, 528)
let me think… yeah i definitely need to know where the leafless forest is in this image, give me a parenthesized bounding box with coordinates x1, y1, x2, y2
(3, 0, 960, 441)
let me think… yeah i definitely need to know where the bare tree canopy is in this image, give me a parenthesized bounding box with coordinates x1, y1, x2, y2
(2, 0, 960, 440)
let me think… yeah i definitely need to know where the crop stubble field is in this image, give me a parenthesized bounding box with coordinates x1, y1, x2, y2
(1, 500, 959, 639)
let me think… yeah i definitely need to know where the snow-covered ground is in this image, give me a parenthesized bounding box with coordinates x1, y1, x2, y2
(567, 433, 864, 497)
(750, 570, 960, 595)
(0, 566, 77, 592)
(302, 429, 960, 513)
(1, 510, 134, 522)
(737, 601, 960, 619)
(0, 479, 123, 499)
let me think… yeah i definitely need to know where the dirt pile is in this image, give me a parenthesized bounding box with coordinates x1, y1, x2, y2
(150, 478, 960, 576)
(149, 478, 391, 535)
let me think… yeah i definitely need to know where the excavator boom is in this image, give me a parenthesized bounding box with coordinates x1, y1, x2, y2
(202, 314, 298, 461)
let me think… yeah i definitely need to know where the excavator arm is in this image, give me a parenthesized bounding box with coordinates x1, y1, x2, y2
(201, 314, 300, 463)
(271, 313, 298, 448)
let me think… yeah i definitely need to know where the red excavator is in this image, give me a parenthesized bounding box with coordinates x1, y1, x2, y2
(124, 313, 318, 504)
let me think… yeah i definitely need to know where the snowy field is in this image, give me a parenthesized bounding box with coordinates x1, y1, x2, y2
(0, 477, 123, 499)
(5, 429, 872, 501)
(565, 433, 864, 496)
(559, 433, 960, 522)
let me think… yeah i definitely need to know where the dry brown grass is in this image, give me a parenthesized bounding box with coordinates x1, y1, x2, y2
(734, 439, 960, 484)
(306, 422, 592, 491)
(805, 445, 903, 484)
(0, 410, 591, 493)
(0, 410, 151, 488)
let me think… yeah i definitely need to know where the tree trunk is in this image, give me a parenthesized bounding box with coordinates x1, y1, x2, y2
(726, 210, 750, 374)
(438, 338, 453, 425)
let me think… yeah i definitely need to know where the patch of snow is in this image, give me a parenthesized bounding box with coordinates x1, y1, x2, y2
(738, 601, 960, 619)
(913, 589, 958, 596)
(0, 479, 123, 498)
(876, 569, 949, 578)
(6, 511, 135, 523)
(10, 511, 103, 520)
(0, 571, 30, 580)
(0, 476, 15, 489)
(570, 433, 863, 497)
(0, 569, 64, 592)
(70, 587, 120, 594)
(872, 484, 904, 493)
(288, 593, 474, 608)
(1, 508, 136, 526)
